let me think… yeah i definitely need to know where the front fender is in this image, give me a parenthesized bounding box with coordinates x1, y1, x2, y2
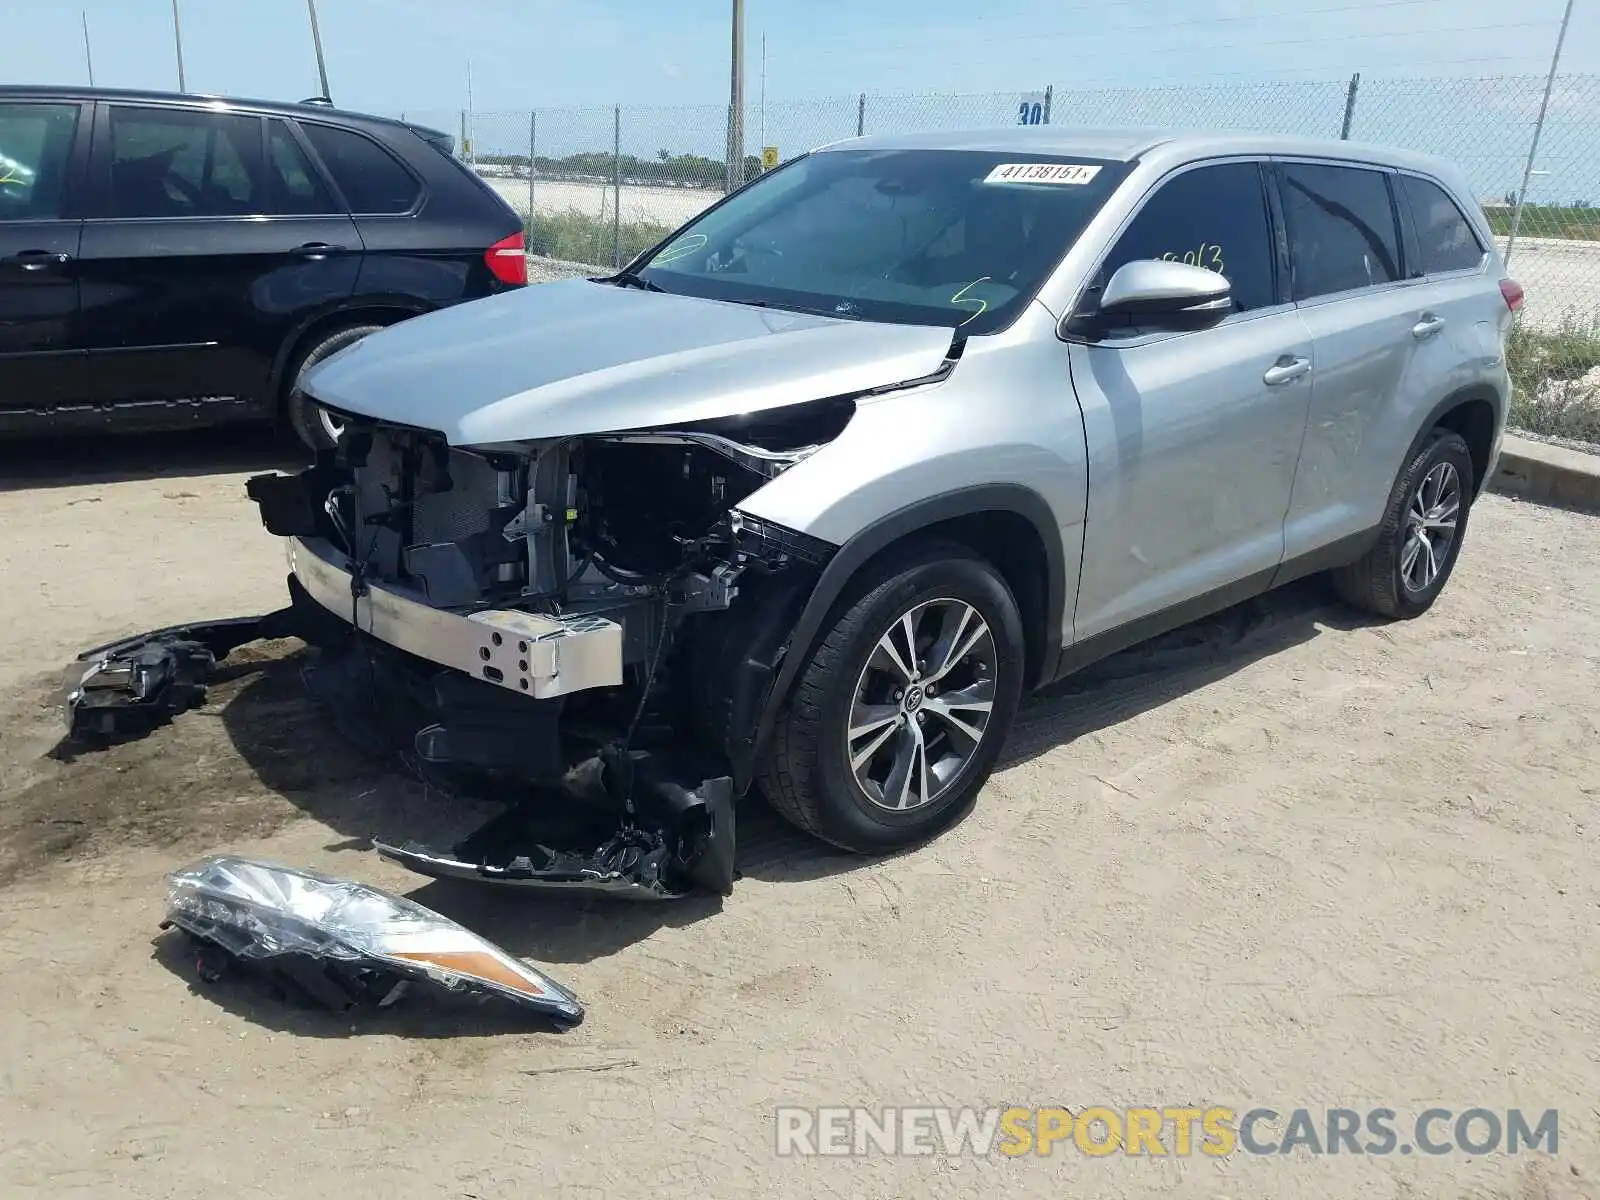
(728, 479, 1072, 793)
(730, 361, 1087, 789)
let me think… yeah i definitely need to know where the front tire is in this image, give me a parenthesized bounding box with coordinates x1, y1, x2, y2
(284, 324, 384, 451)
(759, 540, 1026, 854)
(1332, 428, 1475, 618)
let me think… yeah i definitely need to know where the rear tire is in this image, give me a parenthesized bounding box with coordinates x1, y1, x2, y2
(284, 324, 384, 451)
(758, 539, 1025, 854)
(1332, 428, 1475, 619)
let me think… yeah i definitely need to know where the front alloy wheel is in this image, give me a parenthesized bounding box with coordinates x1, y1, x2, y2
(759, 539, 1025, 854)
(847, 599, 998, 812)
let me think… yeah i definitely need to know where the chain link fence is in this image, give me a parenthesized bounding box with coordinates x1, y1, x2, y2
(399, 71, 1600, 444)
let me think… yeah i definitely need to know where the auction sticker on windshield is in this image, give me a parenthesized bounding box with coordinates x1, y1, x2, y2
(984, 162, 1103, 185)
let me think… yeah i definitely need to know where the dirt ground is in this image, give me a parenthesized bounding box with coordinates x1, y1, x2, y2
(0, 431, 1597, 1199)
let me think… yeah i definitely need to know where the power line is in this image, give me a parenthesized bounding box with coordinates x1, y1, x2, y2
(1038, 53, 1560, 89)
(774, 0, 1529, 58)
(834, 20, 1560, 81)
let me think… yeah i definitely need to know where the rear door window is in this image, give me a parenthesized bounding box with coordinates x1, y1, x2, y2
(0, 102, 81, 221)
(267, 119, 339, 215)
(1279, 162, 1402, 300)
(107, 106, 265, 218)
(1098, 161, 1277, 313)
(1399, 174, 1486, 275)
(300, 124, 420, 214)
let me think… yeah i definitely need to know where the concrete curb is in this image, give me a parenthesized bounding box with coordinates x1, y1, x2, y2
(1491, 434, 1600, 515)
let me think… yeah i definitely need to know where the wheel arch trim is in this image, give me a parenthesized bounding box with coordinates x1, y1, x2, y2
(737, 483, 1067, 789)
(1408, 384, 1503, 499)
(268, 298, 432, 402)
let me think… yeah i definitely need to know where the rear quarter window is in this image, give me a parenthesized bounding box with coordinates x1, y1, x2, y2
(1399, 175, 1486, 275)
(300, 123, 420, 214)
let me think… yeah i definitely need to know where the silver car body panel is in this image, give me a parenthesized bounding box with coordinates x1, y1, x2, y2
(748, 133, 1508, 652)
(301, 127, 1512, 667)
(737, 302, 1087, 555)
(300, 278, 954, 445)
(288, 534, 624, 698)
(1065, 302, 1316, 640)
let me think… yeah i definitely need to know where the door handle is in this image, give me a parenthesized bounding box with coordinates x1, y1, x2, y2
(1, 249, 72, 272)
(291, 242, 347, 260)
(1263, 355, 1312, 386)
(1412, 314, 1447, 340)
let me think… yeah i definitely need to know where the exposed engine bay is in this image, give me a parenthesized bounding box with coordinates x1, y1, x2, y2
(64, 401, 850, 899)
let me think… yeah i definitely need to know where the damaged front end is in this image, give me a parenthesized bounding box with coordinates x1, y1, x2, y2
(374, 747, 735, 900)
(67, 399, 847, 899)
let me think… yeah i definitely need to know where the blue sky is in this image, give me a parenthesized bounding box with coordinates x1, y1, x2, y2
(2, 0, 1595, 113)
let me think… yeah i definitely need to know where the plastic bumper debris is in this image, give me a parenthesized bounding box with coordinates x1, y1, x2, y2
(376, 750, 737, 901)
(63, 611, 300, 740)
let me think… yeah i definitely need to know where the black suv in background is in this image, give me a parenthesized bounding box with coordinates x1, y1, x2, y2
(0, 87, 525, 449)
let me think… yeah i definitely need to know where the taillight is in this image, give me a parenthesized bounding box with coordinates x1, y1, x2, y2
(1499, 278, 1524, 312)
(485, 231, 527, 286)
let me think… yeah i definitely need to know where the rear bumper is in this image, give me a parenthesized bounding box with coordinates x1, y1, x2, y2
(287, 535, 623, 700)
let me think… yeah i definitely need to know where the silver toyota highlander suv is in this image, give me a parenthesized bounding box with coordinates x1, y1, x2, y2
(77, 128, 1521, 895)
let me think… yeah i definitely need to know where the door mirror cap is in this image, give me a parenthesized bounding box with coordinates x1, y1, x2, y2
(1064, 259, 1234, 338)
(1102, 259, 1232, 315)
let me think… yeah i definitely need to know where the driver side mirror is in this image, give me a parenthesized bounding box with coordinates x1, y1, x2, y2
(1062, 259, 1233, 339)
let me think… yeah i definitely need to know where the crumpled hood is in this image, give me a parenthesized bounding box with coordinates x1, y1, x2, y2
(303, 279, 955, 445)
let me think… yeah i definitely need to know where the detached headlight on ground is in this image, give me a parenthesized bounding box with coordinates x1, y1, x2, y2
(162, 856, 583, 1024)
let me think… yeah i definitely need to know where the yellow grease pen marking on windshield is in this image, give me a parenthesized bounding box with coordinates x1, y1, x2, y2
(951, 277, 991, 326)
(0, 166, 23, 188)
(652, 233, 707, 265)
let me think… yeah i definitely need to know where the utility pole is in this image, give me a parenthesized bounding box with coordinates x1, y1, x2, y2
(306, 0, 331, 100)
(171, 0, 187, 91)
(1505, 0, 1575, 268)
(465, 59, 474, 165)
(1340, 72, 1361, 140)
(725, 0, 745, 191)
(81, 10, 95, 86)
(760, 33, 767, 150)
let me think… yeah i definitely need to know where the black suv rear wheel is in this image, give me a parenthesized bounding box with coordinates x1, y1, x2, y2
(759, 540, 1025, 853)
(284, 324, 384, 451)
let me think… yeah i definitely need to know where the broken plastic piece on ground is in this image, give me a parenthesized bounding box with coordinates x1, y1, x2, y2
(63, 610, 300, 740)
(377, 756, 737, 900)
(66, 605, 740, 901)
(161, 855, 584, 1023)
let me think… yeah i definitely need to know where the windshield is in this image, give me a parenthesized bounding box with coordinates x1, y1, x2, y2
(634, 149, 1128, 335)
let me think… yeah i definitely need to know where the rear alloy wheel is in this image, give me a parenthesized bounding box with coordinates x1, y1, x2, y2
(760, 540, 1025, 853)
(1399, 461, 1462, 595)
(283, 323, 385, 452)
(1332, 428, 1475, 619)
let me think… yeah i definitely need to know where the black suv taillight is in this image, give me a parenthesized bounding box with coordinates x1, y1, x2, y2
(486, 232, 527, 286)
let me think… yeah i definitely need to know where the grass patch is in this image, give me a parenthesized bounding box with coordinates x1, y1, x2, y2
(1484, 204, 1600, 242)
(1506, 318, 1600, 445)
(525, 210, 675, 269)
